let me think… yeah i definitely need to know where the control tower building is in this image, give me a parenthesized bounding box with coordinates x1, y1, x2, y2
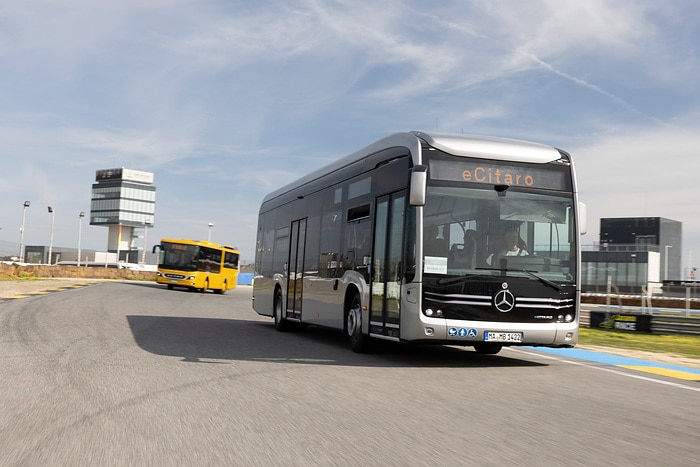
(90, 168, 156, 261)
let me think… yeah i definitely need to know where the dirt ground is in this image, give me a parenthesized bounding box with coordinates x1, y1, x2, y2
(0, 278, 110, 298)
(1, 279, 699, 370)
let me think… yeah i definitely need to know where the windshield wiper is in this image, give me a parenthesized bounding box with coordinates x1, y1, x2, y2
(507, 268, 562, 292)
(436, 268, 565, 291)
(482, 260, 564, 291)
(436, 274, 485, 285)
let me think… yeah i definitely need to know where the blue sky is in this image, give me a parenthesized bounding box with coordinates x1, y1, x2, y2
(1, 0, 699, 275)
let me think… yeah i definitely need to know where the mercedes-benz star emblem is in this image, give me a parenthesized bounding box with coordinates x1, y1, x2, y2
(493, 289, 515, 313)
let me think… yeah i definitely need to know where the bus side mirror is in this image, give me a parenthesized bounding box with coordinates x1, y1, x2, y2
(409, 165, 428, 206)
(578, 202, 587, 235)
(152, 244, 162, 254)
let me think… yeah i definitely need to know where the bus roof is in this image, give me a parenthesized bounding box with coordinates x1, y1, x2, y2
(159, 238, 239, 252)
(412, 131, 562, 163)
(261, 131, 564, 206)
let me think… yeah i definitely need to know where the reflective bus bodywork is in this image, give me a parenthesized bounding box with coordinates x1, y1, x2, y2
(154, 238, 240, 294)
(253, 131, 585, 352)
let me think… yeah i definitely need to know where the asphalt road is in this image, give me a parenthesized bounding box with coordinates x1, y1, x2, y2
(1, 282, 698, 466)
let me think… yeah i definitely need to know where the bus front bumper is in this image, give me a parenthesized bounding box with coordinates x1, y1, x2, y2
(401, 316, 579, 347)
(156, 273, 197, 288)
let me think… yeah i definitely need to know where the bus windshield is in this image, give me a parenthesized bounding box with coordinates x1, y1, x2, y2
(423, 185, 576, 284)
(159, 242, 200, 271)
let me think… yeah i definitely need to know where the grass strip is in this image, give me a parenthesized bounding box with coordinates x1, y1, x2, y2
(578, 327, 700, 360)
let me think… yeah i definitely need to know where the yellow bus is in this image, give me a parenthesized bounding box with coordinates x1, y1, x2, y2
(153, 238, 239, 293)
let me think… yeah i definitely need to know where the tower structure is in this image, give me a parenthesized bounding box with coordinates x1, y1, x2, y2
(90, 168, 156, 261)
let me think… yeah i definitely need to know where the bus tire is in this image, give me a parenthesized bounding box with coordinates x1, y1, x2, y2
(473, 343, 502, 354)
(273, 289, 288, 332)
(346, 292, 371, 353)
(215, 281, 227, 294)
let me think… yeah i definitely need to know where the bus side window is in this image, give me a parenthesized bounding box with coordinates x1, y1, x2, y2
(224, 252, 239, 269)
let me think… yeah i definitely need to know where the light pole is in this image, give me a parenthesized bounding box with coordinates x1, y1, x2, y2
(630, 253, 637, 293)
(78, 212, 85, 266)
(141, 221, 151, 264)
(208, 222, 214, 242)
(19, 201, 30, 262)
(664, 245, 672, 281)
(48, 206, 55, 265)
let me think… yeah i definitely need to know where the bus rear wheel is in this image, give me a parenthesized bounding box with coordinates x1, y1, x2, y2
(215, 280, 227, 294)
(273, 290, 288, 332)
(346, 292, 371, 353)
(473, 343, 502, 355)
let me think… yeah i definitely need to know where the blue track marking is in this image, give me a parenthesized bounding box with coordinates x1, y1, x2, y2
(528, 346, 700, 381)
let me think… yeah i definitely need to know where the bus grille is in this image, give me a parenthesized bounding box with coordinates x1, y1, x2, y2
(164, 273, 186, 280)
(425, 292, 574, 311)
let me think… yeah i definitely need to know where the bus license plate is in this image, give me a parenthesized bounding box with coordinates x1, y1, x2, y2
(484, 332, 522, 343)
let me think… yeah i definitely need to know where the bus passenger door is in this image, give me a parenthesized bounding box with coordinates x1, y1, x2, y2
(370, 192, 405, 338)
(286, 218, 306, 320)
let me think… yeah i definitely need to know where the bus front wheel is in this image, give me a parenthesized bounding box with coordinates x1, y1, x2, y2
(346, 292, 371, 353)
(274, 290, 288, 332)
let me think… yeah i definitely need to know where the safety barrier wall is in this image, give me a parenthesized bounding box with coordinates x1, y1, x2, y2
(582, 309, 700, 336)
(0, 263, 156, 281)
(0, 263, 255, 285)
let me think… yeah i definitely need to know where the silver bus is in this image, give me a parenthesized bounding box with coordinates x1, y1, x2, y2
(253, 131, 586, 353)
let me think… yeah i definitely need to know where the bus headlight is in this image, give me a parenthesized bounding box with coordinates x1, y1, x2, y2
(424, 308, 444, 317)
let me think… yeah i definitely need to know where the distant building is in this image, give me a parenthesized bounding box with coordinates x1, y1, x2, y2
(582, 217, 682, 293)
(24, 245, 56, 265)
(90, 168, 156, 262)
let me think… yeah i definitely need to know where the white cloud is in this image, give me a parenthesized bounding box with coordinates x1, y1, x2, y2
(573, 120, 700, 260)
(1, 0, 699, 266)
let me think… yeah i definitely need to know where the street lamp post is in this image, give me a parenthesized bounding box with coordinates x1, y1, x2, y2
(78, 212, 85, 266)
(19, 201, 30, 262)
(664, 245, 673, 281)
(208, 222, 214, 242)
(48, 206, 55, 265)
(141, 221, 151, 264)
(630, 253, 637, 293)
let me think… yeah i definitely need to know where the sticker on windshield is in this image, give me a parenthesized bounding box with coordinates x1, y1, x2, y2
(424, 256, 448, 274)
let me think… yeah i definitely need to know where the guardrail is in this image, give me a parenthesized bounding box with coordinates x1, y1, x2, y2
(651, 315, 700, 336)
